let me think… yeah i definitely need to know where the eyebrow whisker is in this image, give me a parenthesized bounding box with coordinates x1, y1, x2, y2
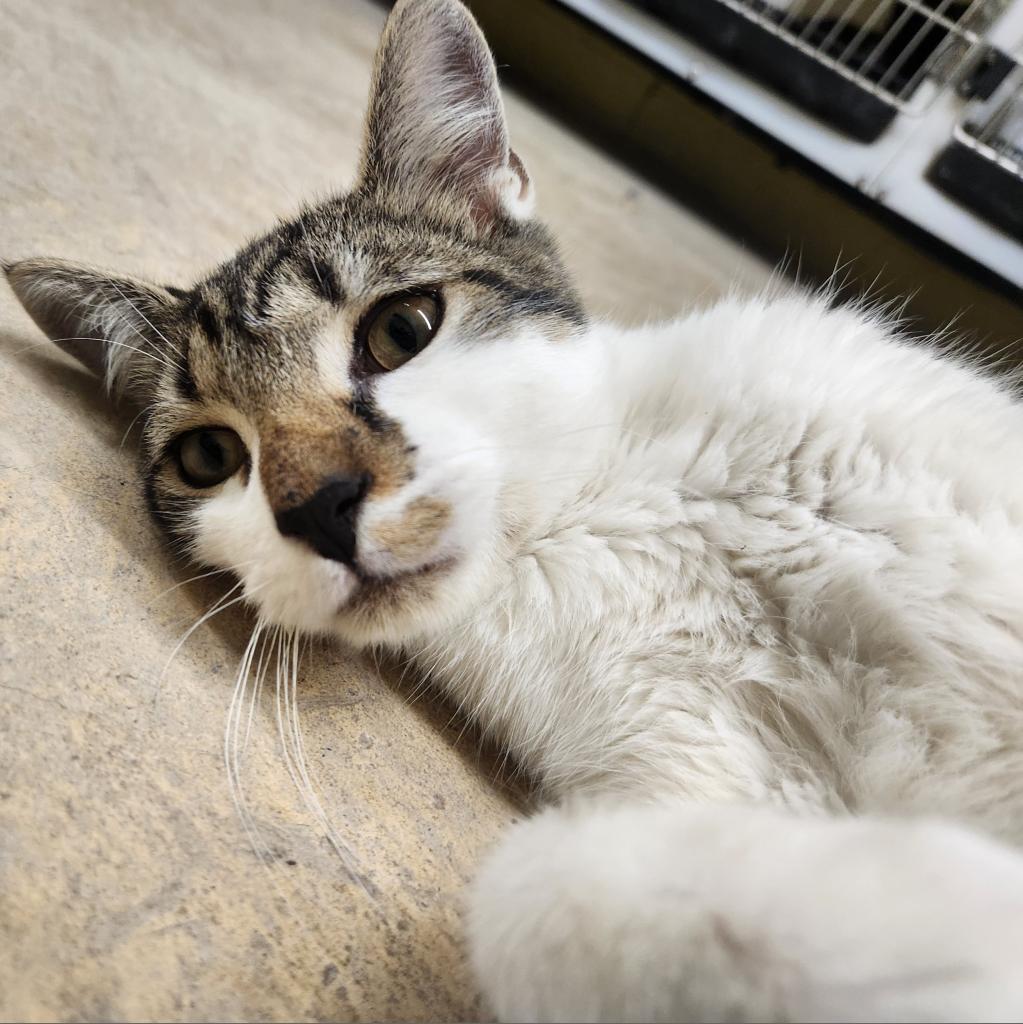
(106, 279, 185, 361)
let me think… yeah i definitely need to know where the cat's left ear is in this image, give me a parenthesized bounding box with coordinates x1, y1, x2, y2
(5, 257, 184, 402)
(357, 0, 534, 227)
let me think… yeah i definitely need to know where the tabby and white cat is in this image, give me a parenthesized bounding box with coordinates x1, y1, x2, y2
(7, 0, 1023, 1019)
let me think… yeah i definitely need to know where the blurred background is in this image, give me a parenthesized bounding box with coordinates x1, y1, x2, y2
(470, 0, 1023, 353)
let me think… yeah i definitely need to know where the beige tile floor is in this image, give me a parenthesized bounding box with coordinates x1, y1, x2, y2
(0, 0, 769, 1019)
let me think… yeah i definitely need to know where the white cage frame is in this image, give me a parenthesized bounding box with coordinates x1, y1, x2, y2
(559, 0, 1023, 289)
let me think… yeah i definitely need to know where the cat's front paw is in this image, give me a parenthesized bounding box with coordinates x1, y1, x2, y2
(468, 802, 1023, 1022)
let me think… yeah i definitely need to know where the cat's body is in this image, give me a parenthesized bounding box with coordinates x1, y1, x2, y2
(414, 295, 1023, 837)
(7, 0, 1023, 1019)
(435, 297, 1023, 1020)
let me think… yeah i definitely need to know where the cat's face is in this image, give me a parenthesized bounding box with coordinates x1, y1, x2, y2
(5, 0, 588, 646)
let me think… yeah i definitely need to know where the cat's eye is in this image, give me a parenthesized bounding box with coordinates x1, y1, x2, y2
(176, 428, 247, 488)
(358, 291, 442, 372)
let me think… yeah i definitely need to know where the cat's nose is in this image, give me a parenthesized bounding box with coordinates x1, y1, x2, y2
(274, 473, 370, 566)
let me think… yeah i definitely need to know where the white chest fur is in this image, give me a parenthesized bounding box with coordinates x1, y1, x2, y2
(415, 296, 1023, 842)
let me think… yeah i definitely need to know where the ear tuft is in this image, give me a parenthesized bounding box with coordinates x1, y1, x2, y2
(5, 257, 183, 399)
(358, 0, 533, 226)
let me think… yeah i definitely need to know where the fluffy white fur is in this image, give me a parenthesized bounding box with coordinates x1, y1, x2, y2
(470, 803, 1023, 1022)
(192, 290, 1023, 1020)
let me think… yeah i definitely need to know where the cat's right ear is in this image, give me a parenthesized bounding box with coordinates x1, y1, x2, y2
(4, 257, 184, 402)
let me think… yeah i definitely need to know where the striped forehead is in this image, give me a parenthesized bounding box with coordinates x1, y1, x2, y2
(159, 193, 586, 408)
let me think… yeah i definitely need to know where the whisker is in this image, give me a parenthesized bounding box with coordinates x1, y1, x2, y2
(273, 630, 377, 902)
(147, 563, 254, 605)
(219, 625, 374, 968)
(120, 402, 159, 449)
(151, 580, 263, 711)
(15, 334, 174, 371)
(225, 620, 275, 863)
(243, 624, 274, 755)
(106, 279, 185, 361)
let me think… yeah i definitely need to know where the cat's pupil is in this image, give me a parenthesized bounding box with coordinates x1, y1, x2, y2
(198, 431, 224, 470)
(387, 312, 420, 353)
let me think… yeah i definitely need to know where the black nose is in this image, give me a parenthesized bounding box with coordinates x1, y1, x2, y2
(274, 473, 369, 565)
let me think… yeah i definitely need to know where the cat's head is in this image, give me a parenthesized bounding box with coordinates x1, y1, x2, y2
(5, 0, 594, 646)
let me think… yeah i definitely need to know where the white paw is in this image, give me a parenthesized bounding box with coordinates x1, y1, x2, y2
(468, 802, 1023, 1022)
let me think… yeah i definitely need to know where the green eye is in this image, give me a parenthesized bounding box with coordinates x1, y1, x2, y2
(176, 428, 246, 488)
(360, 291, 442, 372)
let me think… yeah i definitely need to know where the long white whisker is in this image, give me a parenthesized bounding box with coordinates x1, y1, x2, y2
(243, 625, 273, 755)
(15, 335, 173, 370)
(274, 630, 376, 901)
(225, 621, 282, 871)
(148, 563, 255, 605)
(120, 403, 158, 449)
(220, 626, 370, 968)
(106, 280, 184, 360)
(151, 580, 263, 710)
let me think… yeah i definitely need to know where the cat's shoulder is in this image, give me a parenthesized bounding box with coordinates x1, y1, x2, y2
(603, 288, 1019, 418)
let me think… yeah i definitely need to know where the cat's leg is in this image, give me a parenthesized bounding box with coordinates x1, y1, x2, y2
(468, 801, 1023, 1023)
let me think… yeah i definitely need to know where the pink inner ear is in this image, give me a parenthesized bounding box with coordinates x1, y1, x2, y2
(429, 36, 524, 228)
(429, 33, 507, 191)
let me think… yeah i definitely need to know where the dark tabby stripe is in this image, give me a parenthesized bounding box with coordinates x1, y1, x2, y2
(193, 300, 224, 347)
(174, 339, 201, 402)
(252, 248, 291, 324)
(462, 268, 586, 324)
(143, 468, 195, 535)
(347, 383, 390, 433)
(303, 258, 346, 304)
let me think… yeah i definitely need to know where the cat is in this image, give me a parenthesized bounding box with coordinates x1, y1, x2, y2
(6, 0, 1023, 1019)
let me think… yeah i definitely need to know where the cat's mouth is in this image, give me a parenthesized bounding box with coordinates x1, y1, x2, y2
(339, 555, 456, 608)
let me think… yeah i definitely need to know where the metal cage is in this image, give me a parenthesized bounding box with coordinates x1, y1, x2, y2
(724, 0, 1008, 114)
(561, 0, 1023, 287)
